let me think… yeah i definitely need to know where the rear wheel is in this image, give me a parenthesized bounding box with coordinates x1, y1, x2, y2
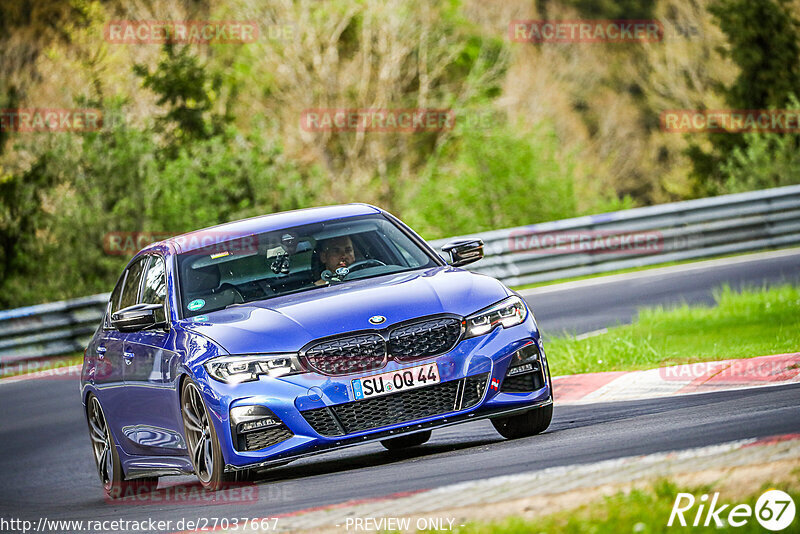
(87, 395, 158, 499)
(380, 430, 432, 450)
(491, 404, 553, 439)
(181, 380, 237, 490)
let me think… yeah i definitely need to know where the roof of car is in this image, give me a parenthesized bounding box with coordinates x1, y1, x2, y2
(140, 204, 383, 255)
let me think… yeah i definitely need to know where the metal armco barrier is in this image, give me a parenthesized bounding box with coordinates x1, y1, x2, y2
(2, 185, 799, 362)
(0, 293, 109, 363)
(430, 184, 800, 287)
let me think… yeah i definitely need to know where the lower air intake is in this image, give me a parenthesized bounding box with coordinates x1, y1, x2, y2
(302, 373, 489, 437)
(241, 426, 293, 451)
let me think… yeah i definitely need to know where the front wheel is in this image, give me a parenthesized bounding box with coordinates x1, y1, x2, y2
(491, 404, 553, 439)
(181, 379, 237, 490)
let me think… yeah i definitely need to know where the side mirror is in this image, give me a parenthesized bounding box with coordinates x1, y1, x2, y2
(111, 303, 166, 332)
(441, 239, 484, 267)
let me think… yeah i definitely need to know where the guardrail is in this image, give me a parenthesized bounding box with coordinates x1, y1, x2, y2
(429, 184, 800, 287)
(0, 294, 109, 363)
(2, 185, 799, 363)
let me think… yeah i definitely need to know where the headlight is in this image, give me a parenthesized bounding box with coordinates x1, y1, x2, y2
(204, 354, 303, 384)
(464, 296, 528, 338)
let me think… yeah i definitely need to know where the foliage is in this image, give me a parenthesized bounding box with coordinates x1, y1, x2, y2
(720, 132, 800, 193)
(0, 151, 61, 294)
(710, 0, 800, 110)
(232, 0, 511, 211)
(133, 44, 233, 150)
(689, 0, 800, 195)
(151, 123, 321, 231)
(564, 0, 656, 19)
(1, 0, 800, 307)
(404, 118, 579, 238)
(718, 98, 800, 193)
(0, 99, 315, 307)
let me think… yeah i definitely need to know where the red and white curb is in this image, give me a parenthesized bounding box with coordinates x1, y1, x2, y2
(204, 434, 800, 533)
(553, 353, 800, 404)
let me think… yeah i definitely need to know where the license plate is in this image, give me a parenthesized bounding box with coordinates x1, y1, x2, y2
(352, 362, 440, 400)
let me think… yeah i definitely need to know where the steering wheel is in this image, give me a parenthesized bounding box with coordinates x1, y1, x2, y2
(216, 283, 245, 304)
(345, 259, 386, 274)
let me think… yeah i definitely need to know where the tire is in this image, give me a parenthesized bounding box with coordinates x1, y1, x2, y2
(491, 404, 553, 439)
(86, 394, 159, 499)
(181, 379, 238, 491)
(380, 430, 432, 451)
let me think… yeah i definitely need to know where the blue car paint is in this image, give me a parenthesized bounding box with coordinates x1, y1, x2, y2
(80, 205, 552, 479)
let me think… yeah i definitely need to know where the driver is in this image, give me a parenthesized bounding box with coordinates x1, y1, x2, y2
(315, 236, 356, 285)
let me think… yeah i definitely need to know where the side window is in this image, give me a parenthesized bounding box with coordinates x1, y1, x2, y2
(118, 257, 147, 311)
(141, 256, 167, 306)
(106, 272, 127, 326)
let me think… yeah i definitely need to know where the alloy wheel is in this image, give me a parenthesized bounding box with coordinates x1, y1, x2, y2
(182, 382, 214, 483)
(87, 396, 114, 488)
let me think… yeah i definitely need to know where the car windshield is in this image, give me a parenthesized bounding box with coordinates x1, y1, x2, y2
(177, 214, 439, 317)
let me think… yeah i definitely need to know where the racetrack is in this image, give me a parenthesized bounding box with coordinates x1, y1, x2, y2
(1, 250, 798, 532)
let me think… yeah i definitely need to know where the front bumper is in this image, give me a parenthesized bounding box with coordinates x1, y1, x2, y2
(193, 318, 552, 471)
(225, 395, 552, 473)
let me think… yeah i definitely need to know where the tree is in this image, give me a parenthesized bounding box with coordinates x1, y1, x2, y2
(133, 44, 233, 152)
(688, 0, 800, 195)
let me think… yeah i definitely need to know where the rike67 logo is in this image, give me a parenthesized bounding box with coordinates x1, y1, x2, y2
(669, 489, 796, 531)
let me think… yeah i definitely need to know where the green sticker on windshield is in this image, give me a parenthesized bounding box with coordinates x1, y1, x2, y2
(187, 299, 205, 311)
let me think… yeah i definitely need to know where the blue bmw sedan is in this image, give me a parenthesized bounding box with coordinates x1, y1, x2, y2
(81, 204, 553, 496)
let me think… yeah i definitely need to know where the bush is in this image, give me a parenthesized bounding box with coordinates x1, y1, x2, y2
(718, 97, 800, 193)
(403, 119, 579, 239)
(0, 114, 318, 307)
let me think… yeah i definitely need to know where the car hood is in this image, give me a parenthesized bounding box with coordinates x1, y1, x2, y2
(180, 266, 511, 356)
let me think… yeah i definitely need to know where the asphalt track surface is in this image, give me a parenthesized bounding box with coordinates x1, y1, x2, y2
(0, 250, 798, 532)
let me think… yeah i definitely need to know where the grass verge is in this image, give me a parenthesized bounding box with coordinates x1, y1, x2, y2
(431, 477, 800, 534)
(546, 284, 800, 376)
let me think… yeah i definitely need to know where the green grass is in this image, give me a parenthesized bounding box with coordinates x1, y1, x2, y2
(546, 284, 800, 376)
(511, 247, 800, 292)
(422, 478, 800, 534)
